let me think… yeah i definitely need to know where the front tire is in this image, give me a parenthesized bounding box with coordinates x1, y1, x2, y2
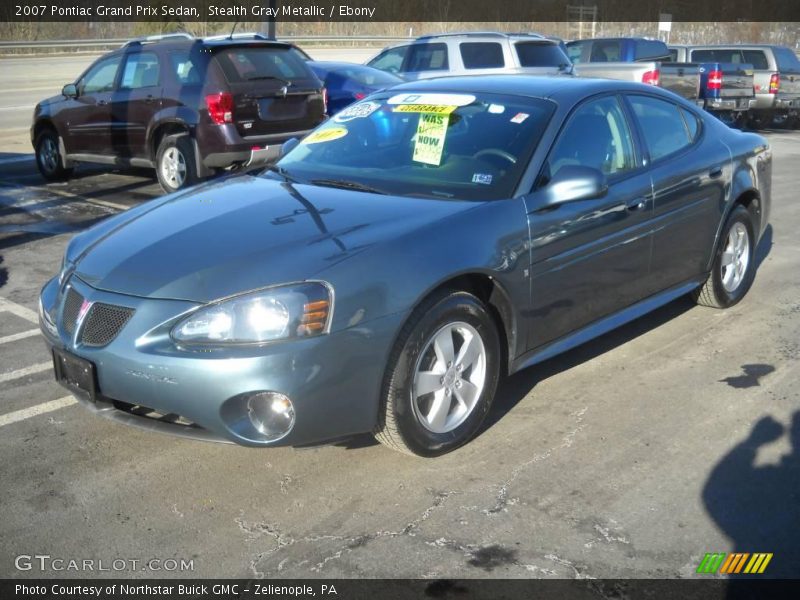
(34, 129, 72, 181)
(693, 205, 756, 308)
(374, 290, 501, 457)
(156, 134, 198, 193)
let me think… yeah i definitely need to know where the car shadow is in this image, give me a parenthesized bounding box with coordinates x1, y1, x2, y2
(0, 255, 7, 289)
(702, 412, 800, 589)
(755, 224, 773, 269)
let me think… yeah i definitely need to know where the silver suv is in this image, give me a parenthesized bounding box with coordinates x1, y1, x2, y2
(366, 32, 573, 80)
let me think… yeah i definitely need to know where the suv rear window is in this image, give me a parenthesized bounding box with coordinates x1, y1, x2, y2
(405, 43, 449, 72)
(515, 42, 569, 67)
(590, 40, 622, 62)
(213, 46, 312, 83)
(460, 42, 505, 69)
(741, 50, 769, 70)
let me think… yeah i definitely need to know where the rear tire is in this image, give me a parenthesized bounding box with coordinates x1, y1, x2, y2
(34, 128, 72, 181)
(374, 290, 501, 457)
(155, 134, 198, 193)
(693, 205, 756, 309)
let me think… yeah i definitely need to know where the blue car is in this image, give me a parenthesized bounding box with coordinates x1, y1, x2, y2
(40, 77, 770, 456)
(308, 60, 404, 115)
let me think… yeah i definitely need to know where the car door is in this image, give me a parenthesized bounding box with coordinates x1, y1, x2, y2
(62, 54, 122, 156)
(525, 94, 655, 349)
(624, 94, 728, 293)
(110, 50, 163, 160)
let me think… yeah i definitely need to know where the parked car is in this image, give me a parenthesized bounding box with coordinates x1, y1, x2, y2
(567, 37, 701, 100)
(674, 45, 800, 128)
(31, 33, 326, 193)
(40, 77, 771, 456)
(366, 31, 573, 80)
(307, 61, 403, 115)
(668, 45, 755, 126)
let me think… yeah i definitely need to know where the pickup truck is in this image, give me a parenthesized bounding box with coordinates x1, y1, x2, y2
(668, 45, 755, 126)
(671, 44, 800, 129)
(566, 37, 700, 101)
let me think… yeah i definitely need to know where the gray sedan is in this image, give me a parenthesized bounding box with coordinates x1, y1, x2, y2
(39, 76, 771, 456)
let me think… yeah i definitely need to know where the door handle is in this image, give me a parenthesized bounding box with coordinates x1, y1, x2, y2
(96, 99, 108, 106)
(144, 95, 155, 103)
(627, 198, 647, 211)
(709, 166, 723, 179)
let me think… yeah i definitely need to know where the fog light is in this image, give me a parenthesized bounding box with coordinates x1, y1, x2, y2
(246, 392, 295, 441)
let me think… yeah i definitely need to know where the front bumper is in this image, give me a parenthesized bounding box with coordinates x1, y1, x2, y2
(40, 275, 405, 447)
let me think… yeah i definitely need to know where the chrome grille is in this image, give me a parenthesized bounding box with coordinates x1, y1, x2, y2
(62, 288, 84, 335)
(80, 303, 134, 347)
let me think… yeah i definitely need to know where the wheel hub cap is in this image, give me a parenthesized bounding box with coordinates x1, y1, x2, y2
(720, 222, 750, 293)
(412, 322, 487, 434)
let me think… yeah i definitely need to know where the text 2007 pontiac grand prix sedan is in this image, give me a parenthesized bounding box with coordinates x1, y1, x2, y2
(39, 77, 771, 456)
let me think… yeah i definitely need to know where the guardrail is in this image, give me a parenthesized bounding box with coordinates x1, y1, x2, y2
(0, 35, 409, 52)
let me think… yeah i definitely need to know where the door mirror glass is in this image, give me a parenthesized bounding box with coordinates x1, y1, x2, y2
(62, 84, 78, 98)
(529, 165, 608, 211)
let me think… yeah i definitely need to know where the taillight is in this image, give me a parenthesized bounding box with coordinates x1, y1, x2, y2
(205, 92, 233, 124)
(769, 73, 780, 93)
(707, 69, 723, 90)
(642, 69, 660, 86)
(322, 88, 328, 114)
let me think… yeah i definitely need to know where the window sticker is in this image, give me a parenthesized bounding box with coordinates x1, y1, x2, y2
(472, 173, 493, 185)
(394, 104, 458, 115)
(302, 127, 348, 144)
(388, 93, 475, 107)
(413, 113, 449, 166)
(488, 104, 506, 114)
(510, 112, 530, 124)
(333, 101, 381, 123)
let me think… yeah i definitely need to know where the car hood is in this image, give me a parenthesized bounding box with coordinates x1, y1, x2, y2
(72, 174, 475, 303)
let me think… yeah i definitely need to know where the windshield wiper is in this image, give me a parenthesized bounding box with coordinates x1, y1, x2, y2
(266, 164, 300, 184)
(310, 179, 388, 195)
(246, 75, 292, 86)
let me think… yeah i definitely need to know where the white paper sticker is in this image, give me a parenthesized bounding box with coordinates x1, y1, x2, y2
(387, 93, 476, 107)
(472, 173, 493, 185)
(488, 104, 506, 114)
(510, 112, 530, 124)
(333, 101, 381, 123)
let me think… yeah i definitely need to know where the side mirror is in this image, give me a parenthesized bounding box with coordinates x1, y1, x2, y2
(528, 165, 608, 212)
(62, 84, 78, 98)
(280, 137, 300, 158)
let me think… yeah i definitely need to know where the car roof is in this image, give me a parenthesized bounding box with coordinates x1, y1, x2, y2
(386, 74, 670, 102)
(308, 61, 380, 70)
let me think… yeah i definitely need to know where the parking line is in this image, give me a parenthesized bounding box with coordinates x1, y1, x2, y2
(0, 396, 75, 428)
(0, 296, 39, 323)
(0, 329, 40, 344)
(0, 362, 52, 384)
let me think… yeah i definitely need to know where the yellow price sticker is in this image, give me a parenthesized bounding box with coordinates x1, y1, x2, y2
(303, 127, 348, 144)
(393, 104, 458, 115)
(413, 113, 449, 166)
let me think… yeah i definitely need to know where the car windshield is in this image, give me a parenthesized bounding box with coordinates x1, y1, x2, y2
(271, 91, 554, 201)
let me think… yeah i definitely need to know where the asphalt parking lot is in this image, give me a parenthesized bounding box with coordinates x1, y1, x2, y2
(1, 55, 799, 581)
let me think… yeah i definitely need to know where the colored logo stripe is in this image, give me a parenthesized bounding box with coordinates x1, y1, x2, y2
(744, 553, 773, 574)
(720, 553, 749, 574)
(697, 553, 727, 573)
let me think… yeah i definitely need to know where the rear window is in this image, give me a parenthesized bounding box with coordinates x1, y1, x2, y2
(590, 40, 622, 62)
(515, 42, 570, 67)
(459, 42, 505, 69)
(213, 46, 313, 83)
(741, 50, 770, 70)
(691, 49, 742, 64)
(565, 40, 588, 64)
(406, 43, 449, 72)
(774, 47, 800, 72)
(635, 40, 669, 61)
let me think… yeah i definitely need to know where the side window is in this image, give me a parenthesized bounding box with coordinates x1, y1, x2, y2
(628, 95, 693, 162)
(120, 52, 160, 89)
(368, 45, 410, 74)
(169, 51, 201, 84)
(459, 42, 505, 69)
(680, 108, 701, 141)
(667, 49, 678, 62)
(774, 47, 800, 73)
(405, 43, 449, 72)
(79, 55, 122, 94)
(543, 96, 636, 183)
(636, 40, 668, 61)
(590, 41, 621, 62)
(565, 41, 587, 64)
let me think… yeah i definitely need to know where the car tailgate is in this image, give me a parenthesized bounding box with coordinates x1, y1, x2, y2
(658, 64, 701, 100)
(717, 63, 755, 99)
(226, 79, 325, 137)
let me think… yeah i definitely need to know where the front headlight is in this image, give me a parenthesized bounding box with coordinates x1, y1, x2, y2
(171, 282, 333, 345)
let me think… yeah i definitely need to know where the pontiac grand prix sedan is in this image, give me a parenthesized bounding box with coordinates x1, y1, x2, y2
(39, 76, 771, 456)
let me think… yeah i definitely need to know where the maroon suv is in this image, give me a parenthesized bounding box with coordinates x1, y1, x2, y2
(31, 33, 327, 192)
